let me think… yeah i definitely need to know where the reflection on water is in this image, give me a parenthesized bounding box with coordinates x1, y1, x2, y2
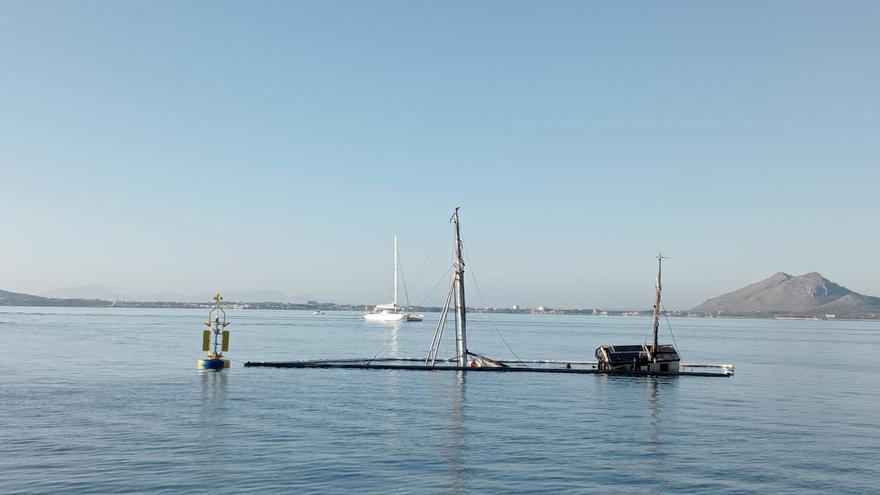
(199, 371, 228, 443)
(3, 309, 880, 494)
(431, 371, 466, 492)
(387, 323, 400, 358)
(199, 369, 228, 403)
(646, 376, 666, 483)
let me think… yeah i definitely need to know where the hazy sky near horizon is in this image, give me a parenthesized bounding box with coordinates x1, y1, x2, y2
(2, 1, 878, 309)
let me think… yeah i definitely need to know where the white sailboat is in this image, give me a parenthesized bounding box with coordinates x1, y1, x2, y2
(364, 235, 424, 322)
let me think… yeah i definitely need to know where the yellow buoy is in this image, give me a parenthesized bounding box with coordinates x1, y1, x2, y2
(198, 292, 232, 371)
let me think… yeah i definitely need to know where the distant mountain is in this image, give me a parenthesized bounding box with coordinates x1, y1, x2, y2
(690, 272, 880, 316)
(1, 289, 110, 307)
(193, 290, 295, 303)
(43, 284, 117, 300)
(134, 290, 316, 303)
(41, 286, 316, 303)
(133, 292, 194, 302)
(0, 286, 349, 310)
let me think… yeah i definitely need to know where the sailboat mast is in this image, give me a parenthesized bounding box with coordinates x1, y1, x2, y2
(651, 254, 664, 359)
(452, 208, 467, 367)
(393, 234, 398, 307)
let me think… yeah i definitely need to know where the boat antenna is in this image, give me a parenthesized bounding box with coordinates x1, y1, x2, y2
(452, 207, 468, 367)
(651, 253, 668, 360)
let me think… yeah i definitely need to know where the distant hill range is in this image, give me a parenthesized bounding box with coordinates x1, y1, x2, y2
(41, 285, 320, 304)
(0, 288, 348, 310)
(690, 272, 880, 317)
(0, 289, 110, 307)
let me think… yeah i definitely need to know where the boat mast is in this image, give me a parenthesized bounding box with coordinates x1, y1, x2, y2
(452, 207, 468, 367)
(393, 234, 398, 307)
(651, 254, 666, 359)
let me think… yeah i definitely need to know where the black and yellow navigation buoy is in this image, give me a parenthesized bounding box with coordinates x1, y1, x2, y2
(197, 293, 231, 370)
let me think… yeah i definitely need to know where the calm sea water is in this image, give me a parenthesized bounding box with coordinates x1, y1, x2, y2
(1, 307, 878, 494)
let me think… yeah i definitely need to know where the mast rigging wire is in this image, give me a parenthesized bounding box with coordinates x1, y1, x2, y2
(461, 241, 526, 364)
(660, 301, 682, 361)
(408, 222, 451, 291)
(418, 267, 453, 307)
(397, 249, 412, 307)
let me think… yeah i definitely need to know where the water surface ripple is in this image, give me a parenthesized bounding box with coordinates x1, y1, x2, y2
(2, 308, 878, 493)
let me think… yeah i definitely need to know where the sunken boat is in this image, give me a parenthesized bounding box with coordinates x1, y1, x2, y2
(595, 255, 681, 373)
(245, 208, 733, 377)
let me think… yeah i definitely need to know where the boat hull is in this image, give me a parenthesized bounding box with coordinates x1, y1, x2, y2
(364, 312, 409, 322)
(595, 344, 681, 373)
(600, 359, 680, 373)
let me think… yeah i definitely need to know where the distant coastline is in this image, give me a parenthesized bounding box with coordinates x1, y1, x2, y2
(2, 288, 879, 319)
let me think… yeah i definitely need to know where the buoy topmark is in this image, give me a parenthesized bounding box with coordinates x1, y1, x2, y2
(198, 293, 231, 371)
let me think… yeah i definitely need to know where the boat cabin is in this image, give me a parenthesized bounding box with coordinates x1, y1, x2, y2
(593, 254, 682, 374)
(595, 344, 680, 372)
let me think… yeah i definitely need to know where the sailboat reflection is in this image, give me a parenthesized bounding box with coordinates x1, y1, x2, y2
(387, 323, 400, 359)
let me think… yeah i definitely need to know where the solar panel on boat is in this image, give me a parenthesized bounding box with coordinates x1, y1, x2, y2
(608, 352, 643, 363)
(610, 345, 644, 352)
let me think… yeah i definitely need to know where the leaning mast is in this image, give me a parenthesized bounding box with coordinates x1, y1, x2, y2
(650, 254, 666, 359)
(452, 207, 468, 367)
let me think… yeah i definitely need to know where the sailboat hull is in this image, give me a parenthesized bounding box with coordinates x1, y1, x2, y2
(364, 312, 409, 322)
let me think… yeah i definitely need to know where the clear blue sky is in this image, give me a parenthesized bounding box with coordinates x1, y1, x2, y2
(1, 1, 878, 309)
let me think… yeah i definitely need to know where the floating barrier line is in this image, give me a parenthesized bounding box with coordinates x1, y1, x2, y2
(242, 359, 732, 377)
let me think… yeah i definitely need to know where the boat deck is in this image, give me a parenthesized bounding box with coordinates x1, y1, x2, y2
(243, 357, 734, 377)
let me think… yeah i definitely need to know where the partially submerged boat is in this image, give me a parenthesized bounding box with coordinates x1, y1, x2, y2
(246, 209, 732, 376)
(363, 234, 424, 322)
(595, 255, 681, 373)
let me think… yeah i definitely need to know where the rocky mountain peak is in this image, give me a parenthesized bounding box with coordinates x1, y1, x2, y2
(690, 272, 880, 316)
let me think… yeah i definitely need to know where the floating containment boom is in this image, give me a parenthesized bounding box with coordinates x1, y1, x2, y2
(197, 293, 231, 370)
